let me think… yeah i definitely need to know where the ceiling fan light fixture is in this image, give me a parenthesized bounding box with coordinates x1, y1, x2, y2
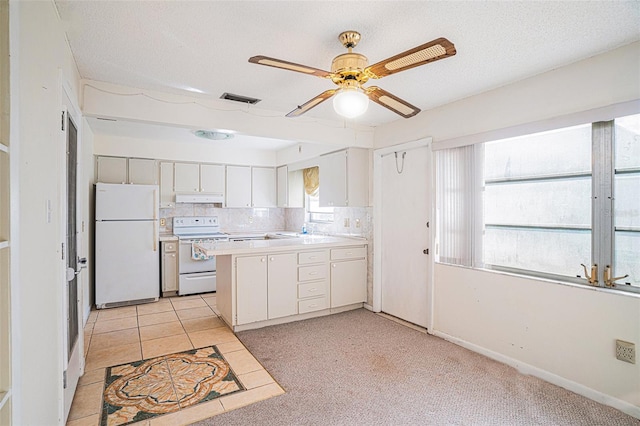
(333, 87, 369, 118)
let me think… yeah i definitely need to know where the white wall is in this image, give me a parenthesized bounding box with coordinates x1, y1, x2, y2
(372, 41, 640, 417)
(94, 133, 277, 167)
(13, 1, 81, 423)
(434, 265, 640, 415)
(375, 41, 640, 149)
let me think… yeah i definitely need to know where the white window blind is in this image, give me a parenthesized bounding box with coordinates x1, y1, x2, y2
(435, 145, 481, 266)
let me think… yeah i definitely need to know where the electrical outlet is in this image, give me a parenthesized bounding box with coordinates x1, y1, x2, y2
(344, 218, 350, 228)
(159, 218, 166, 227)
(355, 218, 361, 228)
(248, 216, 253, 224)
(616, 339, 636, 364)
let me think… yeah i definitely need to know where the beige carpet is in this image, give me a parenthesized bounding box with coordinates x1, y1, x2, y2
(193, 309, 639, 425)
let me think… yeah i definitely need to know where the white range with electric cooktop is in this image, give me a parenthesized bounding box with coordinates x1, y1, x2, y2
(172, 216, 229, 295)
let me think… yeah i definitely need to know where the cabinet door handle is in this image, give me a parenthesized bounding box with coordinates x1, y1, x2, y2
(332, 264, 336, 268)
(261, 257, 266, 262)
(270, 257, 274, 261)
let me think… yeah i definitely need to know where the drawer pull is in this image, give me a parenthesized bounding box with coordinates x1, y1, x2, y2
(309, 304, 317, 308)
(309, 256, 316, 259)
(308, 288, 317, 292)
(309, 271, 318, 276)
(346, 252, 352, 255)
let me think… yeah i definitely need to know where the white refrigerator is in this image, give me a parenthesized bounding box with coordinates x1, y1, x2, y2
(95, 183, 160, 308)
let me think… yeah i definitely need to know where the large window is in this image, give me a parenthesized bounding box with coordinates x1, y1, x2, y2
(614, 115, 640, 289)
(436, 113, 640, 293)
(483, 124, 592, 279)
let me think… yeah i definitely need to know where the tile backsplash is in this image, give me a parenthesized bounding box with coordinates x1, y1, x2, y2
(160, 204, 372, 238)
(159, 205, 286, 233)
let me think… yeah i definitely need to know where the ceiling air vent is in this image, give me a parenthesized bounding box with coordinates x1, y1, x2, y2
(220, 92, 261, 105)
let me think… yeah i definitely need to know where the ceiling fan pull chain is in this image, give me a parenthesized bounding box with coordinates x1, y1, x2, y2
(395, 151, 406, 174)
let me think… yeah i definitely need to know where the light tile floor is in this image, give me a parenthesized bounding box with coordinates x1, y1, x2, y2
(67, 294, 284, 426)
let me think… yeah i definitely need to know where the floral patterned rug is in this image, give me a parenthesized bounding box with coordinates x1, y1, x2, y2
(101, 346, 244, 426)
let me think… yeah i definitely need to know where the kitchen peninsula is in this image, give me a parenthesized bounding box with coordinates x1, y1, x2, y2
(195, 236, 368, 331)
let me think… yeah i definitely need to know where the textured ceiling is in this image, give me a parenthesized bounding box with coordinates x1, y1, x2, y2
(56, 1, 640, 134)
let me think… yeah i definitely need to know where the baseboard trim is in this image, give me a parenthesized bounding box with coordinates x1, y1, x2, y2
(432, 330, 640, 420)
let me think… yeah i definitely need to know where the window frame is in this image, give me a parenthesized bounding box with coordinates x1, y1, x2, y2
(306, 191, 334, 224)
(436, 116, 640, 295)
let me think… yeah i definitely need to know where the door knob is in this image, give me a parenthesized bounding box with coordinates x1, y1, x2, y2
(423, 249, 429, 255)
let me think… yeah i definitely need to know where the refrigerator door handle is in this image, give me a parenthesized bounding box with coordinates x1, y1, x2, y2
(153, 189, 158, 220)
(153, 220, 157, 252)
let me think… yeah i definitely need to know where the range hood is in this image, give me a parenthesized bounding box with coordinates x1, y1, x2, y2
(175, 193, 224, 204)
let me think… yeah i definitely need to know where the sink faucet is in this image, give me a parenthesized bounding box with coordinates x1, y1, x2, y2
(603, 265, 629, 288)
(580, 263, 599, 286)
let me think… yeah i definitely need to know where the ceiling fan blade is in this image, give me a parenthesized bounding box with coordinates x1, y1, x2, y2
(366, 87, 420, 118)
(286, 89, 337, 118)
(249, 55, 332, 78)
(365, 37, 456, 79)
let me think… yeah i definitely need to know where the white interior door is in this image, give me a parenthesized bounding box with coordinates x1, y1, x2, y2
(380, 144, 431, 328)
(62, 91, 83, 422)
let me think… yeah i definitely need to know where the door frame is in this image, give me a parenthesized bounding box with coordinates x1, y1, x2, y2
(59, 74, 85, 422)
(372, 138, 435, 329)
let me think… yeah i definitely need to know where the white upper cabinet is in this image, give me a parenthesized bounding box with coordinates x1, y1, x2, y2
(319, 147, 369, 207)
(96, 156, 127, 184)
(128, 158, 157, 185)
(277, 166, 288, 207)
(200, 164, 225, 195)
(226, 166, 276, 208)
(96, 156, 157, 185)
(174, 162, 200, 193)
(226, 165, 252, 207)
(277, 166, 304, 208)
(252, 167, 276, 208)
(159, 162, 175, 208)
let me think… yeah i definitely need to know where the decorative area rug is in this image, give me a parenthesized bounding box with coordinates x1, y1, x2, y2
(101, 346, 244, 426)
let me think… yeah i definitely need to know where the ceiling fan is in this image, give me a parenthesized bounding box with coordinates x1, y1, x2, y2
(249, 31, 456, 119)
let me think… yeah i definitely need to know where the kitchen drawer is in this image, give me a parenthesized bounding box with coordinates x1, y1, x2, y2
(330, 246, 366, 261)
(163, 242, 177, 253)
(298, 296, 328, 314)
(298, 281, 327, 299)
(298, 250, 327, 265)
(298, 264, 327, 282)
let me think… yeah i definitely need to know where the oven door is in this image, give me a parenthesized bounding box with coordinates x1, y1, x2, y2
(179, 240, 216, 274)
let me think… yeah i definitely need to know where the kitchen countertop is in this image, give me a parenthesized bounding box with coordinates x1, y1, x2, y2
(159, 233, 178, 242)
(194, 234, 367, 256)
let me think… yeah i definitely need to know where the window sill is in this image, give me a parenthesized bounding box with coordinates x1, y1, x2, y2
(435, 261, 640, 299)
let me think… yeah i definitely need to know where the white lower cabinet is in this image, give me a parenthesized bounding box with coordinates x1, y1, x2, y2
(236, 253, 298, 325)
(296, 250, 329, 314)
(161, 241, 178, 293)
(230, 244, 366, 329)
(267, 253, 298, 319)
(236, 256, 268, 324)
(330, 247, 367, 308)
